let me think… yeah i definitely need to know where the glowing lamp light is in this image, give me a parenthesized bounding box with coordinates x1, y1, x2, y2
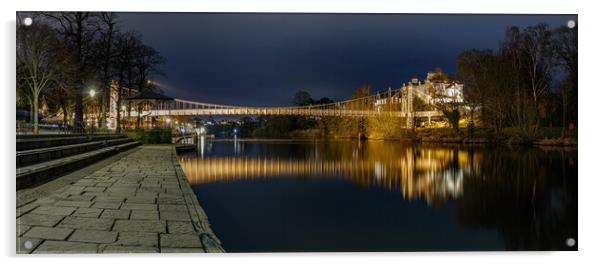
(165, 118, 171, 123)
(89, 89, 96, 97)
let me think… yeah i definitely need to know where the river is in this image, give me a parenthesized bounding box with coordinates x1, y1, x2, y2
(177, 138, 577, 252)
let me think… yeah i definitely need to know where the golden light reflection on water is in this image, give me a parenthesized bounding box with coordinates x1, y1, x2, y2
(178, 140, 483, 205)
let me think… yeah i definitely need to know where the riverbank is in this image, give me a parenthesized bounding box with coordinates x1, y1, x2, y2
(16, 145, 223, 253)
(281, 127, 578, 147)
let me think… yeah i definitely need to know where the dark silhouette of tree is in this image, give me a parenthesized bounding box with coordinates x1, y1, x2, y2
(293, 91, 313, 106)
(94, 12, 120, 129)
(113, 31, 141, 132)
(454, 23, 572, 138)
(315, 97, 334, 105)
(42, 12, 100, 131)
(134, 45, 166, 91)
(551, 24, 578, 136)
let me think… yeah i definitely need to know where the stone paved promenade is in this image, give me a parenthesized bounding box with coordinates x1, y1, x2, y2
(16, 145, 224, 253)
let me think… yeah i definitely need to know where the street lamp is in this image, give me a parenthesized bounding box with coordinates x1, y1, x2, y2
(89, 89, 96, 98)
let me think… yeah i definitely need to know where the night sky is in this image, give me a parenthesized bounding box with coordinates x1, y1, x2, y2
(118, 13, 576, 106)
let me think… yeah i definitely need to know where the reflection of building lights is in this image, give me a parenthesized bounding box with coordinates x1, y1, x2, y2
(179, 145, 481, 206)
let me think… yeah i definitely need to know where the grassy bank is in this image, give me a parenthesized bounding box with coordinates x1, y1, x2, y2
(279, 127, 578, 147)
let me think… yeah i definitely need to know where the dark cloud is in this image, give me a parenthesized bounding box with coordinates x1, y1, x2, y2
(118, 13, 576, 106)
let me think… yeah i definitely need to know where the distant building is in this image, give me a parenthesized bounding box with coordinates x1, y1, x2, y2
(373, 72, 464, 109)
(428, 83, 464, 104)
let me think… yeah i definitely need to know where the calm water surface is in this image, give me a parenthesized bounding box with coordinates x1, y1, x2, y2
(178, 138, 577, 252)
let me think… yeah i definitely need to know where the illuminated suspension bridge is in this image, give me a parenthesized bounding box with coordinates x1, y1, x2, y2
(129, 83, 454, 128)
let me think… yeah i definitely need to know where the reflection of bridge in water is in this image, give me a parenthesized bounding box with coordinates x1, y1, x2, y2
(179, 143, 481, 205)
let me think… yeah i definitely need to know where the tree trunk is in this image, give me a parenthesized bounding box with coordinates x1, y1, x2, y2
(74, 84, 84, 131)
(62, 105, 69, 130)
(33, 95, 39, 134)
(100, 83, 107, 129)
(116, 86, 123, 133)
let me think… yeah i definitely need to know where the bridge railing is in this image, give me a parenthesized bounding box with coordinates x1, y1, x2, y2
(134, 84, 448, 118)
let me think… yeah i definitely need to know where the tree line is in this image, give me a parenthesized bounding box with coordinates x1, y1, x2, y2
(16, 12, 165, 133)
(456, 23, 577, 138)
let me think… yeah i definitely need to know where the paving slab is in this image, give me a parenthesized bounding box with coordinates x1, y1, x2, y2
(71, 207, 103, 218)
(69, 229, 118, 244)
(17, 213, 65, 227)
(100, 209, 130, 220)
(130, 210, 159, 220)
(160, 210, 191, 221)
(120, 203, 158, 210)
(33, 241, 99, 253)
(113, 231, 159, 247)
(101, 245, 159, 253)
(31, 206, 76, 216)
(57, 216, 114, 231)
(112, 220, 166, 233)
(167, 221, 196, 234)
(160, 234, 203, 248)
(24, 226, 73, 240)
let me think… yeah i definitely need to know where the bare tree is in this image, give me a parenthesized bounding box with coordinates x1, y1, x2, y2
(16, 20, 59, 134)
(552, 25, 578, 136)
(113, 31, 142, 132)
(520, 24, 554, 126)
(134, 44, 166, 90)
(42, 12, 100, 131)
(95, 12, 120, 128)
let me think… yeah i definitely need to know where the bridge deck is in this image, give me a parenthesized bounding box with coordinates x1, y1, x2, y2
(132, 109, 443, 118)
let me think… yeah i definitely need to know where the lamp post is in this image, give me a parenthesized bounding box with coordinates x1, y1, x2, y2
(86, 89, 97, 129)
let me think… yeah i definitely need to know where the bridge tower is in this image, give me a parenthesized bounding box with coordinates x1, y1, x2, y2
(406, 83, 414, 128)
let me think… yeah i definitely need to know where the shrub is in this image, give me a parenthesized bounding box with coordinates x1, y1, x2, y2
(124, 128, 172, 144)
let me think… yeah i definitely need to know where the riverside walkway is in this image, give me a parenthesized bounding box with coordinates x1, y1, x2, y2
(16, 145, 223, 253)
